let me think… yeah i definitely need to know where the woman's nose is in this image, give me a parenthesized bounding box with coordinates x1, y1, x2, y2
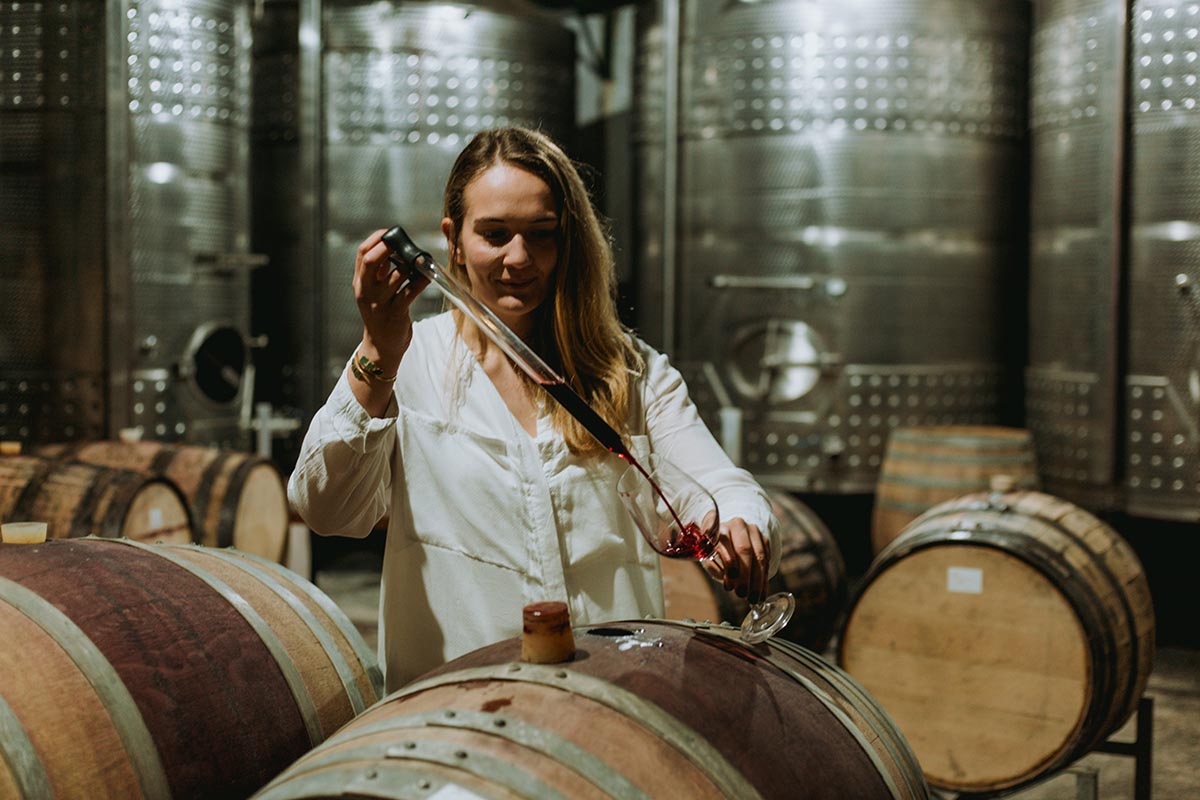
(503, 235, 533, 267)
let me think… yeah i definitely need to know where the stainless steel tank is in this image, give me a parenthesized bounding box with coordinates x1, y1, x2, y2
(636, 0, 1030, 492)
(0, 1, 107, 443)
(251, 0, 576, 426)
(1029, 0, 1200, 520)
(0, 0, 257, 448)
(1126, 0, 1200, 519)
(1026, 0, 1126, 511)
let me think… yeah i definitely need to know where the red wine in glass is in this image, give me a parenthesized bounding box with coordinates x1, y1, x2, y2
(660, 521, 719, 560)
(617, 454, 795, 644)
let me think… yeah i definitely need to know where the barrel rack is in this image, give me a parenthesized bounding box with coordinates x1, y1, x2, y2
(1090, 695, 1155, 800)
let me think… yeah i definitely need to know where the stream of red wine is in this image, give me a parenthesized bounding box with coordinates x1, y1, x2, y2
(541, 379, 691, 545)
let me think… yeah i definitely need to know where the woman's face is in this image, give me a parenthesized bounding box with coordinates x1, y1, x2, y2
(444, 162, 559, 335)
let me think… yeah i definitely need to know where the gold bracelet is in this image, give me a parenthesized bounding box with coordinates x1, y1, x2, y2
(351, 350, 397, 383)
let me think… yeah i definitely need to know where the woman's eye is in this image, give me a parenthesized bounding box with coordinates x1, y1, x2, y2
(528, 229, 557, 242)
(482, 230, 509, 243)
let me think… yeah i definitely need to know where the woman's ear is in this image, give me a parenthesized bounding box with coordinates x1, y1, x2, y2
(441, 217, 460, 264)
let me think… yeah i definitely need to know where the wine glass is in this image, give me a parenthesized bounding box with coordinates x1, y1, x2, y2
(616, 454, 795, 644)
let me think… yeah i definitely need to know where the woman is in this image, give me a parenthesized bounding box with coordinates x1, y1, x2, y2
(288, 127, 779, 690)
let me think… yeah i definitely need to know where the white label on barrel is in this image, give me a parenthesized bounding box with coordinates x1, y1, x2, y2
(947, 566, 983, 594)
(149, 507, 163, 529)
(427, 786, 489, 800)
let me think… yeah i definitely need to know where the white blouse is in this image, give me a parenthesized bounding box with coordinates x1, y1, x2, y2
(288, 312, 779, 690)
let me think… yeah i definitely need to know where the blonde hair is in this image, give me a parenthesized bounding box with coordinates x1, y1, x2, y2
(443, 127, 642, 455)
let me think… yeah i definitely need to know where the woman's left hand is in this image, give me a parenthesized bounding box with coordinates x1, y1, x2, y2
(705, 517, 771, 604)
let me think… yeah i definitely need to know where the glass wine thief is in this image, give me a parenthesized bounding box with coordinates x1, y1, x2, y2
(382, 224, 560, 386)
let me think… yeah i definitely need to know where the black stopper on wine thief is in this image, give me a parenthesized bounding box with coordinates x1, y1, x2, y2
(382, 225, 433, 273)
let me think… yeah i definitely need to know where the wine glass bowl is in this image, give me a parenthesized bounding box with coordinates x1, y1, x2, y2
(617, 454, 795, 644)
(616, 455, 720, 559)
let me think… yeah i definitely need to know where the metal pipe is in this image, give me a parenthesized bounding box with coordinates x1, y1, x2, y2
(299, 0, 323, 414)
(1107, 0, 1133, 495)
(105, 0, 133, 436)
(702, 362, 742, 464)
(661, 0, 680, 355)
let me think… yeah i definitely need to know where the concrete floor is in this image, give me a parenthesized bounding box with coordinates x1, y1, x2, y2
(313, 547, 1199, 800)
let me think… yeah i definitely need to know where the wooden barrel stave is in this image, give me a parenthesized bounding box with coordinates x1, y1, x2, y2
(264, 553, 382, 704)
(0, 539, 313, 797)
(843, 489, 1154, 794)
(282, 662, 756, 799)
(0, 575, 170, 800)
(165, 546, 365, 736)
(0, 538, 381, 800)
(305, 722, 614, 800)
(257, 681, 729, 800)
(769, 636, 927, 800)
(258, 759, 526, 800)
(0, 455, 191, 543)
(0, 596, 147, 800)
(337, 679, 728, 800)
(225, 549, 384, 708)
(256, 620, 929, 800)
(770, 492, 848, 650)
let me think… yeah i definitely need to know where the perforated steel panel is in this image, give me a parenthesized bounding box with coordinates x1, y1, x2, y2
(638, 0, 1028, 492)
(1125, 0, 1200, 519)
(0, 372, 106, 442)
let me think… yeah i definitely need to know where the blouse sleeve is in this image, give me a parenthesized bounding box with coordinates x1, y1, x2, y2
(639, 344, 782, 577)
(286, 363, 399, 538)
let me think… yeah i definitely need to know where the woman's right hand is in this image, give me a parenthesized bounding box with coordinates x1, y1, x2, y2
(352, 228, 431, 373)
(349, 229, 431, 416)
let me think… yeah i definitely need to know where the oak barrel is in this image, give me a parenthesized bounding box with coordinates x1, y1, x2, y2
(840, 490, 1155, 794)
(0, 455, 191, 543)
(872, 425, 1039, 553)
(0, 538, 383, 800)
(254, 619, 929, 800)
(661, 490, 848, 651)
(38, 441, 289, 560)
